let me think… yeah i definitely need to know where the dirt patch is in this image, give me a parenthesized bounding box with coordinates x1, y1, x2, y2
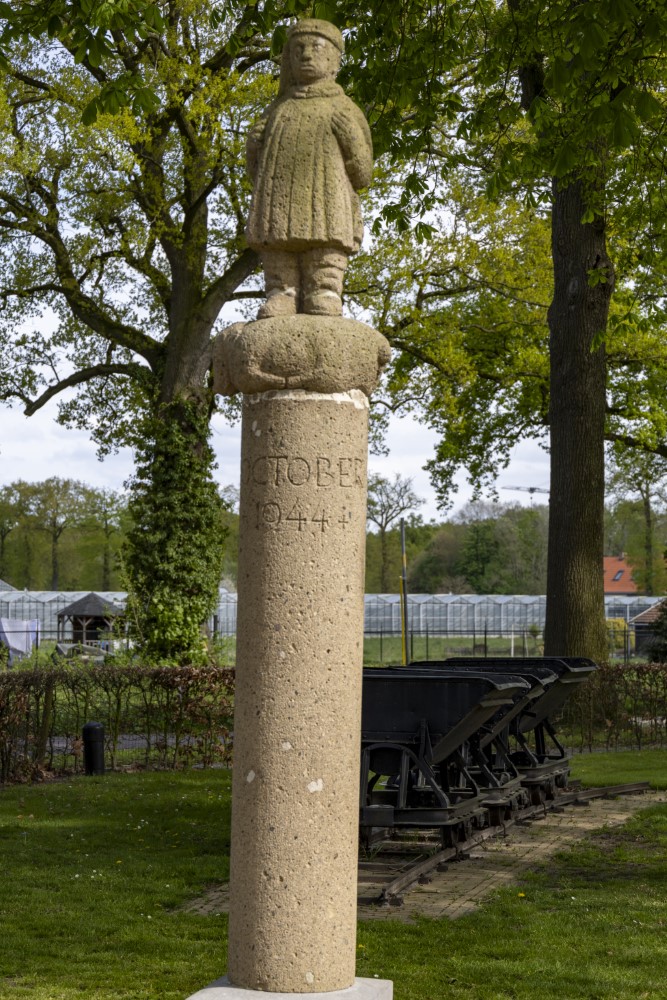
(180, 882, 229, 916)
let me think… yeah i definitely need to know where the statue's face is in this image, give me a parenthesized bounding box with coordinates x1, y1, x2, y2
(289, 34, 340, 84)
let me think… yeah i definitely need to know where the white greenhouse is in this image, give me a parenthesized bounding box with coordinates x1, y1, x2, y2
(0, 585, 660, 640)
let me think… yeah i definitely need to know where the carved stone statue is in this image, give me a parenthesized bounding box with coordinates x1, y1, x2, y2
(209, 26, 392, 1000)
(246, 19, 373, 318)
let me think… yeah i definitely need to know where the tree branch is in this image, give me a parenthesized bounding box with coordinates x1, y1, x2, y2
(229, 289, 262, 300)
(236, 50, 272, 75)
(8, 69, 51, 93)
(203, 10, 263, 74)
(0, 176, 163, 364)
(32, 199, 165, 363)
(19, 362, 152, 416)
(200, 247, 259, 326)
(0, 279, 63, 300)
(605, 432, 667, 460)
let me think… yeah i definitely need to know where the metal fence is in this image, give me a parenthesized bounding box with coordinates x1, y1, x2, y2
(0, 591, 126, 636)
(1, 625, 637, 672)
(363, 623, 636, 665)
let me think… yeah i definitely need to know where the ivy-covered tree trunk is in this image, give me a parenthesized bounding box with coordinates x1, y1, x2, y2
(0, 6, 264, 659)
(124, 396, 227, 664)
(544, 178, 612, 660)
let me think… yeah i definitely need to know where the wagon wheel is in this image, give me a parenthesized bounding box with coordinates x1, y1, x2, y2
(530, 785, 546, 806)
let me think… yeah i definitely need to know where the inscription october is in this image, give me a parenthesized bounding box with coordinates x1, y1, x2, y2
(242, 455, 364, 489)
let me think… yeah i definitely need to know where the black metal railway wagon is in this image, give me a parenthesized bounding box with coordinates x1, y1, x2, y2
(416, 657, 597, 803)
(360, 666, 531, 845)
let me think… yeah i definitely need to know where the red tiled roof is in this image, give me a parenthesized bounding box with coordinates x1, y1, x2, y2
(603, 555, 638, 595)
(631, 600, 666, 625)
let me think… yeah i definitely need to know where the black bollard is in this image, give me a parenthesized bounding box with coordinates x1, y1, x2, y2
(82, 721, 105, 775)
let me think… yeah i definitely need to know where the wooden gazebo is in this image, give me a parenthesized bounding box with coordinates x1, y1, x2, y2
(57, 593, 124, 643)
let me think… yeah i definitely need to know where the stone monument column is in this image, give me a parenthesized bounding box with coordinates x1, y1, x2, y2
(194, 318, 391, 1000)
(229, 382, 370, 992)
(185, 18, 393, 1000)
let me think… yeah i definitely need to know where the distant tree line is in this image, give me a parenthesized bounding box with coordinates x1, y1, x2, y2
(365, 472, 667, 597)
(2, 467, 666, 599)
(0, 478, 241, 595)
(0, 479, 127, 591)
(365, 502, 550, 596)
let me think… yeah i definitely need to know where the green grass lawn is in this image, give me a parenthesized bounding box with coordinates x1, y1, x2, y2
(570, 747, 667, 790)
(1, 752, 666, 999)
(0, 772, 231, 1000)
(357, 803, 667, 999)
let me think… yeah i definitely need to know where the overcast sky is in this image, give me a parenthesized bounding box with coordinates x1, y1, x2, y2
(0, 397, 550, 521)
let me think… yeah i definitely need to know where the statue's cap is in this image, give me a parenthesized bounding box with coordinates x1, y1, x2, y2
(287, 19, 344, 53)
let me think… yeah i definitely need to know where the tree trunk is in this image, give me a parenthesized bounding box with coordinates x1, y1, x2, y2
(51, 533, 59, 590)
(102, 529, 111, 591)
(544, 178, 612, 661)
(22, 532, 32, 589)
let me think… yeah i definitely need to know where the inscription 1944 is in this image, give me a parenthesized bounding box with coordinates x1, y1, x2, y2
(256, 502, 353, 532)
(244, 454, 365, 534)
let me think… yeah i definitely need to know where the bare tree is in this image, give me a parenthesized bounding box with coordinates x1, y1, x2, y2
(367, 474, 424, 592)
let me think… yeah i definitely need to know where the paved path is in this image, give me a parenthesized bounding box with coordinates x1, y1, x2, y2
(181, 790, 666, 923)
(359, 789, 666, 922)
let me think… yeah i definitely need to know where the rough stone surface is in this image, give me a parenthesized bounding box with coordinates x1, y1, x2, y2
(245, 19, 372, 317)
(212, 317, 390, 398)
(185, 977, 393, 1000)
(227, 387, 369, 993)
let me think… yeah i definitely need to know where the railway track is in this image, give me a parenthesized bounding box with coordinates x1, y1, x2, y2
(358, 781, 651, 907)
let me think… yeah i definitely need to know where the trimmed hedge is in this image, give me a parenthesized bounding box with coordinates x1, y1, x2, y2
(561, 660, 667, 750)
(2, 659, 665, 784)
(0, 663, 234, 783)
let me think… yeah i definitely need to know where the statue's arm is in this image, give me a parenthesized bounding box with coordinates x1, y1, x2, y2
(331, 101, 373, 190)
(246, 116, 268, 183)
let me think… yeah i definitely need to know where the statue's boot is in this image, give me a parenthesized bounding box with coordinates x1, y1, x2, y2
(302, 248, 347, 315)
(258, 250, 299, 318)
